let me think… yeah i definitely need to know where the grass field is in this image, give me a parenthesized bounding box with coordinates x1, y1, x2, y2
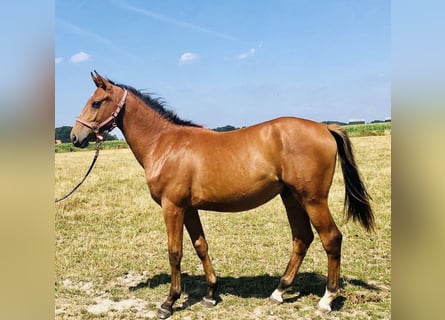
(55, 134, 391, 319)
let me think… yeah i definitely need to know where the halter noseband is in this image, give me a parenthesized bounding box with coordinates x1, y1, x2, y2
(76, 88, 128, 141)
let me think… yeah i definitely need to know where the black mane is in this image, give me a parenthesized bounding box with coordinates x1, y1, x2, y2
(108, 79, 201, 127)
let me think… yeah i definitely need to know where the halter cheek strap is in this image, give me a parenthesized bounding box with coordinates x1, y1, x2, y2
(76, 89, 128, 141)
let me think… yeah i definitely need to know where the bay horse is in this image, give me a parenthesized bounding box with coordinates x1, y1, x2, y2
(71, 71, 374, 318)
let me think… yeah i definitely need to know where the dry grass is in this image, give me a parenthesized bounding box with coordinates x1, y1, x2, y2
(55, 135, 391, 319)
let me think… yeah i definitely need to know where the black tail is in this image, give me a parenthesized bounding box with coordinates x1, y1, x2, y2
(328, 125, 375, 232)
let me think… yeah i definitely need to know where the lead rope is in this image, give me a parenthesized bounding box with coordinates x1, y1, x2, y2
(55, 140, 103, 203)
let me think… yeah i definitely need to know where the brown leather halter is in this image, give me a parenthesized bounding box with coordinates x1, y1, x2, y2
(76, 88, 128, 141)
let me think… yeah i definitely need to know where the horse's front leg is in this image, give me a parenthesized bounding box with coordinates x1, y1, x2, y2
(158, 200, 185, 319)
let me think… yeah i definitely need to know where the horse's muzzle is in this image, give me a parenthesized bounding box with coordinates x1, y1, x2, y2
(71, 133, 90, 148)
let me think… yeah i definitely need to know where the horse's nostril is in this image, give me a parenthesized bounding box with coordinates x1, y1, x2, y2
(71, 134, 79, 145)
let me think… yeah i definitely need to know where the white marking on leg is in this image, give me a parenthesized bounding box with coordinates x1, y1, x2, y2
(201, 296, 217, 306)
(316, 287, 338, 312)
(270, 289, 284, 303)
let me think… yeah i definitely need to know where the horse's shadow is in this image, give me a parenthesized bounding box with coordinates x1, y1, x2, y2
(129, 272, 380, 312)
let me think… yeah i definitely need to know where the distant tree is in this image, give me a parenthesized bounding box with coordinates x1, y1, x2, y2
(105, 133, 119, 141)
(55, 126, 72, 143)
(322, 120, 347, 126)
(213, 125, 239, 132)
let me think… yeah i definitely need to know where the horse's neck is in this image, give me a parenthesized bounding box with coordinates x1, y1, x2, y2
(119, 95, 174, 167)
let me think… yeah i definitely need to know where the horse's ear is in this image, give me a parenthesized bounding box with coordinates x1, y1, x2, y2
(91, 70, 108, 89)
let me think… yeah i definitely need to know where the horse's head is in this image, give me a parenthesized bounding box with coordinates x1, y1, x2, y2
(71, 71, 127, 148)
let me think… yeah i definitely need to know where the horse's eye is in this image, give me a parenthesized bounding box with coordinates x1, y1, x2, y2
(92, 100, 102, 109)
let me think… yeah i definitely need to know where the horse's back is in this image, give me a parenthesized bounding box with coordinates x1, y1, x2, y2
(185, 116, 338, 184)
(226, 116, 337, 163)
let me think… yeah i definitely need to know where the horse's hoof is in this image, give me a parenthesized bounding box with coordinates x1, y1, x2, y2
(157, 306, 172, 319)
(269, 289, 283, 304)
(315, 304, 331, 315)
(201, 297, 217, 308)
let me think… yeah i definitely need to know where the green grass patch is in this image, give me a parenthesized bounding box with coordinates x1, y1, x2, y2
(343, 122, 391, 137)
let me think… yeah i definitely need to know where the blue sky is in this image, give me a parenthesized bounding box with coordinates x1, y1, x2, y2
(55, 0, 390, 134)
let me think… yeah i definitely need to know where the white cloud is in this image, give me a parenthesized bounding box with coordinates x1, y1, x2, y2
(179, 52, 199, 65)
(237, 48, 256, 60)
(55, 57, 64, 64)
(70, 51, 91, 63)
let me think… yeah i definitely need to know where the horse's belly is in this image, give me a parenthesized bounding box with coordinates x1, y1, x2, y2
(191, 179, 283, 212)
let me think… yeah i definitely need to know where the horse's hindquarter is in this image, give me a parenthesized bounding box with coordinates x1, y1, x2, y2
(277, 117, 338, 200)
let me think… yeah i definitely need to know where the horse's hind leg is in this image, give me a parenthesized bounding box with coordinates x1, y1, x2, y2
(270, 189, 314, 303)
(304, 200, 342, 312)
(184, 209, 218, 307)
